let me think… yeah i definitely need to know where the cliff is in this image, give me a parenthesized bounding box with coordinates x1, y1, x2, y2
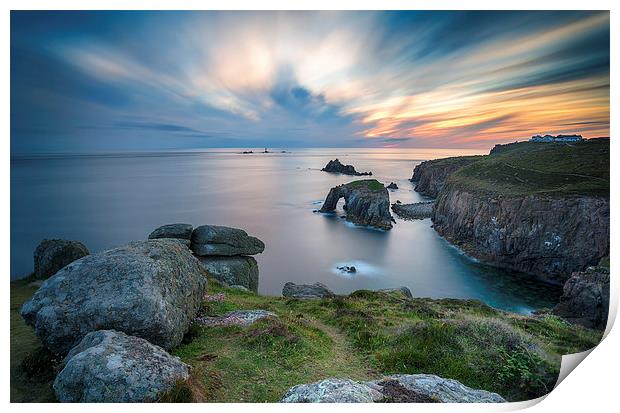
(319, 179, 393, 230)
(430, 139, 610, 283)
(410, 156, 481, 197)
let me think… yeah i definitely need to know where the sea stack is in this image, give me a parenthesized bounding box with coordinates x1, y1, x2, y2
(321, 159, 372, 176)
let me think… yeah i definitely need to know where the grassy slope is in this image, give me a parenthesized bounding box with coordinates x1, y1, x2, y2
(449, 140, 609, 197)
(11, 279, 602, 403)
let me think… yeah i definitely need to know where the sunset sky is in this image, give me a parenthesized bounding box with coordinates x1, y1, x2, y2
(11, 11, 610, 153)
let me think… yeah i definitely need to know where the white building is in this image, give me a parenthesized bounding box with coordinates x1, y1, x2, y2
(530, 134, 583, 143)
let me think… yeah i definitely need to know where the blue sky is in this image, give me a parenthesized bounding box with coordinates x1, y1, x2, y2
(11, 11, 609, 153)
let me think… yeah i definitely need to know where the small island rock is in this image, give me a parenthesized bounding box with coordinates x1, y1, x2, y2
(54, 330, 189, 403)
(319, 180, 393, 230)
(321, 159, 372, 176)
(387, 182, 398, 190)
(33, 239, 89, 279)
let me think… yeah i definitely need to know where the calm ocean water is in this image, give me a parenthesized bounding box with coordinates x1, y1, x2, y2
(10, 148, 562, 313)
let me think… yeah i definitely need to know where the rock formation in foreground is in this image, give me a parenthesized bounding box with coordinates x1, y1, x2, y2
(553, 263, 610, 329)
(54, 330, 189, 402)
(280, 375, 506, 403)
(198, 255, 259, 292)
(148, 223, 193, 247)
(410, 156, 481, 198)
(21, 239, 207, 354)
(282, 282, 335, 299)
(190, 225, 264, 291)
(391, 201, 434, 220)
(321, 159, 372, 176)
(319, 180, 393, 230)
(191, 225, 265, 256)
(33, 239, 90, 279)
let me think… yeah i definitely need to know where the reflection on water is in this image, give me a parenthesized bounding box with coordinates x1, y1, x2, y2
(10, 148, 562, 314)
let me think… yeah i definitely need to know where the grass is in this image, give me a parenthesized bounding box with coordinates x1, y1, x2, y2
(346, 179, 385, 191)
(11, 279, 603, 403)
(448, 140, 609, 197)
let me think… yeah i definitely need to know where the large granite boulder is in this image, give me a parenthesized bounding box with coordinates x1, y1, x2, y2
(191, 225, 265, 256)
(33, 239, 89, 279)
(553, 265, 610, 329)
(198, 256, 258, 292)
(281, 375, 505, 403)
(54, 330, 189, 403)
(368, 374, 506, 403)
(321, 159, 372, 176)
(319, 180, 393, 230)
(148, 223, 193, 247)
(282, 282, 335, 299)
(21, 240, 208, 355)
(281, 378, 383, 403)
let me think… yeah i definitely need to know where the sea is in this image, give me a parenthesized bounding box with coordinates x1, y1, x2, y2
(10, 148, 562, 314)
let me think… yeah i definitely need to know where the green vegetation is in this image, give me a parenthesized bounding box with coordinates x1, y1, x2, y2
(449, 140, 609, 197)
(11, 279, 603, 403)
(346, 179, 385, 191)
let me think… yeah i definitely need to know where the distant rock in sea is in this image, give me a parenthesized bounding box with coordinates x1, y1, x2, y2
(391, 201, 434, 220)
(386, 182, 398, 190)
(321, 159, 372, 176)
(319, 179, 393, 230)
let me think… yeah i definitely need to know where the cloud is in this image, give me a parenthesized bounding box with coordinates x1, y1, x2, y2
(10, 10, 610, 152)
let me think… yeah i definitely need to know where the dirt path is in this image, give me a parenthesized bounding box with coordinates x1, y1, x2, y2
(305, 317, 381, 381)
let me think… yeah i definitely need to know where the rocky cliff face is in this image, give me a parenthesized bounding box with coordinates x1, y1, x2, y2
(319, 180, 393, 230)
(410, 157, 480, 198)
(552, 264, 609, 329)
(433, 189, 609, 283)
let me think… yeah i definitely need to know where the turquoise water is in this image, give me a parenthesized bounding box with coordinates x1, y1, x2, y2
(10, 148, 562, 313)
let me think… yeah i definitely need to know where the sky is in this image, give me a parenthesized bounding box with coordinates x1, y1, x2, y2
(11, 11, 610, 153)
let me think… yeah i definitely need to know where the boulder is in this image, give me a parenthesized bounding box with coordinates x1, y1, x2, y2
(368, 374, 506, 403)
(54, 330, 189, 402)
(196, 310, 277, 327)
(191, 225, 265, 256)
(21, 240, 208, 355)
(33, 239, 89, 279)
(319, 180, 393, 230)
(282, 282, 335, 299)
(387, 182, 398, 190)
(148, 223, 193, 242)
(281, 375, 505, 403)
(321, 159, 372, 176)
(379, 286, 413, 299)
(198, 255, 258, 292)
(391, 201, 434, 220)
(552, 265, 610, 329)
(281, 378, 383, 403)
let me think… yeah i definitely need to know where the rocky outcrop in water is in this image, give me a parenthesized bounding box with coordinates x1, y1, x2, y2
(280, 375, 506, 403)
(321, 159, 372, 176)
(553, 264, 610, 329)
(410, 157, 480, 198)
(282, 282, 335, 299)
(191, 225, 265, 256)
(387, 182, 398, 190)
(54, 330, 189, 402)
(148, 223, 193, 247)
(391, 201, 434, 220)
(198, 255, 259, 292)
(433, 189, 610, 283)
(319, 180, 393, 230)
(21, 240, 208, 354)
(33, 239, 89, 279)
